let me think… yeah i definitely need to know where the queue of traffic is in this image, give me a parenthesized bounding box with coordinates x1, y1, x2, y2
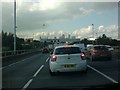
(41, 43, 114, 76)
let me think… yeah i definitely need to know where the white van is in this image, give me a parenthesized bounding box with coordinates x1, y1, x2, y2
(73, 43, 86, 53)
(86, 44, 93, 51)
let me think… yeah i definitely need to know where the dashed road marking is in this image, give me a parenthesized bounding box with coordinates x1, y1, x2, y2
(0, 66, 7, 70)
(22, 79, 33, 90)
(21, 57, 49, 89)
(21, 64, 44, 89)
(33, 65, 44, 77)
(46, 57, 49, 62)
(87, 65, 118, 83)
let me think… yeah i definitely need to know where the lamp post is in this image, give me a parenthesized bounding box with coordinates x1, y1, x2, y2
(14, 0, 17, 54)
(92, 24, 94, 45)
(92, 24, 94, 39)
(96, 33, 98, 44)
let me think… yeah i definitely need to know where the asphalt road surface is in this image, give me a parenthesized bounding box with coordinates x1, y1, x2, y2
(1, 53, 120, 89)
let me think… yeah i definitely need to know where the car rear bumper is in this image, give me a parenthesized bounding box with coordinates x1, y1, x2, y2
(49, 60, 87, 72)
(92, 54, 112, 60)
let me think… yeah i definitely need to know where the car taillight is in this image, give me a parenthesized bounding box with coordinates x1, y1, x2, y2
(80, 53, 85, 60)
(51, 55, 57, 61)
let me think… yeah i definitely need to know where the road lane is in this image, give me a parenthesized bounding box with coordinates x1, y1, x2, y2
(87, 60, 119, 82)
(2, 53, 50, 89)
(87, 65, 118, 83)
(27, 60, 118, 88)
(1, 54, 42, 70)
(2, 51, 41, 67)
(2, 53, 119, 89)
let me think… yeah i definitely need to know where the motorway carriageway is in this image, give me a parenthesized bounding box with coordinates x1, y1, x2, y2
(1, 53, 120, 89)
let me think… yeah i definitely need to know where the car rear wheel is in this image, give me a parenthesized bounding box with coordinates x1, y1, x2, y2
(49, 69, 56, 76)
(82, 67, 88, 73)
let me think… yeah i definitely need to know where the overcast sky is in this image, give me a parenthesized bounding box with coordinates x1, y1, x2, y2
(2, 0, 119, 40)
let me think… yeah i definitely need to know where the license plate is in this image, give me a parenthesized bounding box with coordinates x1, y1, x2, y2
(64, 64, 76, 68)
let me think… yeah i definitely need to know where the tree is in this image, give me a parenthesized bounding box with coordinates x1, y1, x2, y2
(2, 31, 14, 50)
(2, 31, 25, 51)
(97, 34, 109, 45)
(96, 34, 118, 46)
(81, 38, 93, 46)
(80, 34, 119, 46)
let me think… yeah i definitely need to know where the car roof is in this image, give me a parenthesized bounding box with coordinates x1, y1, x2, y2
(93, 45, 105, 47)
(55, 45, 79, 49)
(105, 45, 111, 47)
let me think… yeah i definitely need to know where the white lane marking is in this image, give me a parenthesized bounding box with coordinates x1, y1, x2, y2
(1, 54, 41, 70)
(33, 65, 44, 77)
(46, 57, 49, 62)
(22, 79, 33, 89)
(8, 61, 21, 67)
(22, 57, 47, 89)
(87, 65, 118, 83)
(0, 66, 7, 70)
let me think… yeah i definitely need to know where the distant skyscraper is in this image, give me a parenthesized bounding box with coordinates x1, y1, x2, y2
(71, 36, 76, 39)
(62, 34, 65, 39)
(68, 34, 70, 39)
(54, 37, 57, 39)
(40, 36, 41, 41)
(118, 32, 120, 39)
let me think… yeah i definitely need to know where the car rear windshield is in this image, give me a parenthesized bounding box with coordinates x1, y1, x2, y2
(94, 46, 108, 50)
(55, 47, 81, 55)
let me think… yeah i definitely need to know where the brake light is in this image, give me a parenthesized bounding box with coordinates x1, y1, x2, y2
(51, 55, 57, 61)
(80, 53, 85, 60)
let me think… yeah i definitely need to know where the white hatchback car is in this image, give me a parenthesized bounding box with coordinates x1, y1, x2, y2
(49, 45, 87, 75)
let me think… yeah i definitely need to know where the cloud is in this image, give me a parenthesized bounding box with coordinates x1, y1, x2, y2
(2, 2, 117, 32)
(28, 24, 118, 40)
(17, 2, 114, 30)
(3, 0, 115, 31)
(2, 1, 118, 40)
(79, 8, 94, 15)
(98, 25, 104, 30)
(72, 26, 93, 38)
(2, 0, 119, 2)
(2, 2, 14, 32)
(97, 25, 118, 39)
(13, 2, 97, 31)
(33, 30, 68, 39)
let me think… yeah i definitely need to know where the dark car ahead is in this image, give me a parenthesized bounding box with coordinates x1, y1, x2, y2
(86, 45, 112, 61)
(42, 47, 50, 53)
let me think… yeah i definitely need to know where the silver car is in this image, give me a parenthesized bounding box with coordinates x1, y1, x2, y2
(49, 45, 87, 76)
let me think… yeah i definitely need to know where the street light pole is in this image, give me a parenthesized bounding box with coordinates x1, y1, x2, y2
(14, 0, 16, 54)
(92, 24, 94, 45)
(92, 24, 94, 39)
(96, 33, 98, 44)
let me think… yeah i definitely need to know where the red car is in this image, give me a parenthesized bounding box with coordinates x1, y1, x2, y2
(86, 45, 112, 61)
